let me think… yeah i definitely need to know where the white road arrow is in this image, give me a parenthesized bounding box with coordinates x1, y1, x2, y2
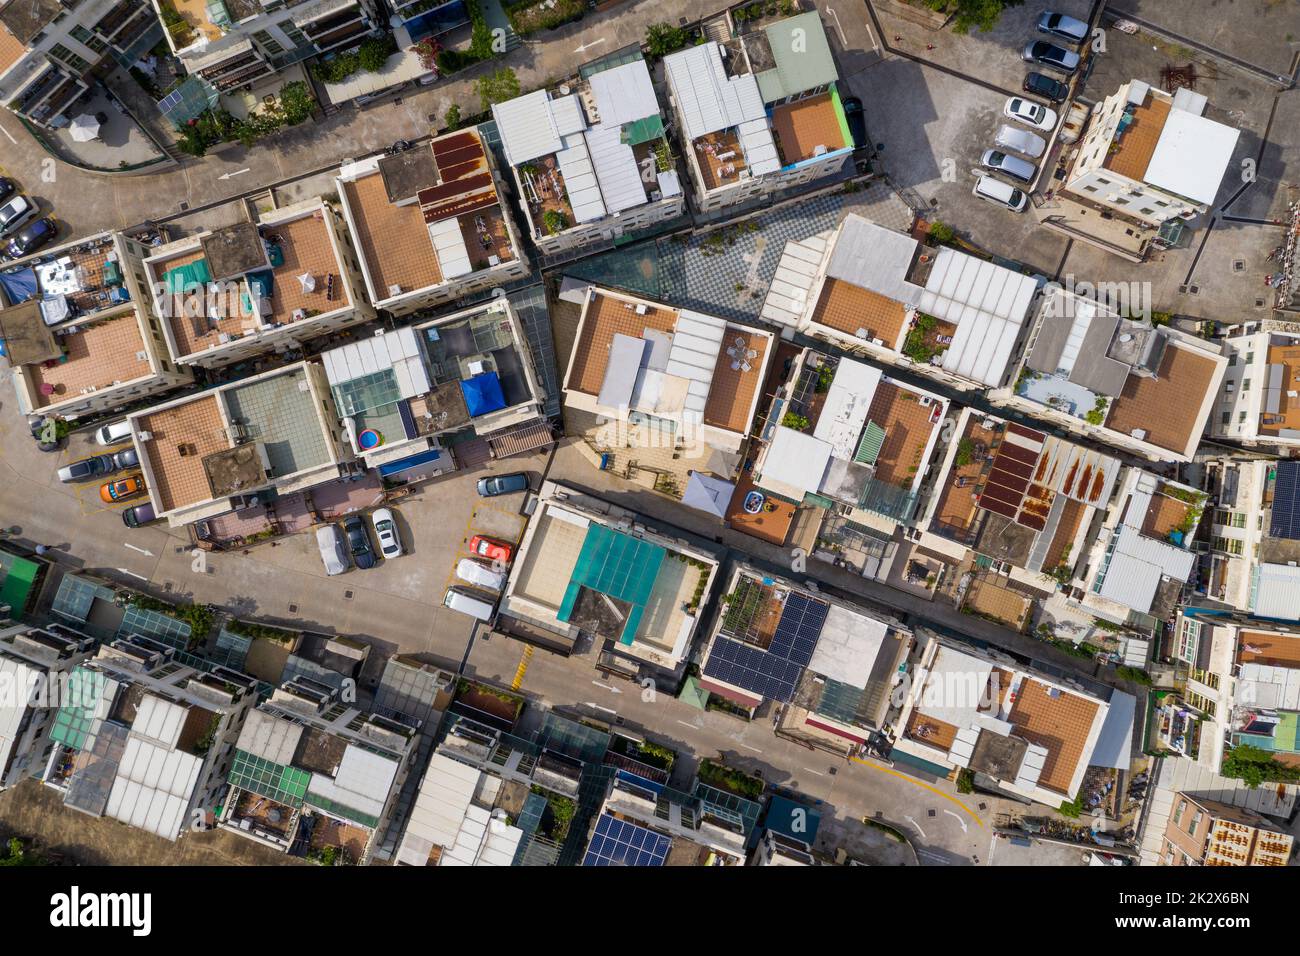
(574, 38, 606, 55)
(218, 168, 251, 181)
(116, 568, 149, 582)
(905, 815, 928, 839)
(123, 543, 154, 557)
(944, 809, 969, 833)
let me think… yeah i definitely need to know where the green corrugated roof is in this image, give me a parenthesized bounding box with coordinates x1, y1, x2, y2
(557, 524, 666, 645)
(854, 420, 887, 465)
(49, 667, 106, 751)
(677, 675, 710, 710)
(0, 553, 39, 618)
(756, 12, 838, 102)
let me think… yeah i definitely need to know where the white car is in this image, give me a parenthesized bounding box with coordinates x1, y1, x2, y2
(456, 557, 507, 592)
(316, 524, 349, 576)
(994, 124, 1047, 159)
(95, 419, 133, 446)
(973, 175, 1028, 212)
(370, 507, 402, 559)
(1003, 96, 1058, 132)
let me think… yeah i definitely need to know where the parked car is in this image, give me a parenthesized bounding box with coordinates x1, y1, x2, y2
(1037, 11, 1089, 44)
(370, 507, 402, 559)
(100, 474, 145, 503)
(456, 557, 508, 592)
(1023, 71, 1070, 103)
(981, 149, 1037, 183)
(1022, 40, 1080, 73)
(0, 195, 36, 238)
(841, 95, 868, 149)
(1003, 96, 1058, 131)
(468, 534, 514, 565)
(343, 514, 376, 569)
(122, 502, 157, 528)
(995, 123, 1047, 158)
(316, 524, 349, 576)
(972, 175, 1028, 212)
(0, 178, 14, 203)
(443, 586, 497, 622)
(57, 454, 115, 483)
(95, 419, 133, 446)
(476, 472, 530, 497)
(110, 447, 139, 471)
(5, 217, 57, 260)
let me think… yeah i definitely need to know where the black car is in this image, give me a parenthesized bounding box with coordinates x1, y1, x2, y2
(5, 217, 57, 260)
(841, 96, 868, 150)
(0, 178, 14, 203)
(1023, 71, 1070, 103)
(122, 502, 157, 528)
(476, 472, 531, 497)
(343, 514, 377, 569)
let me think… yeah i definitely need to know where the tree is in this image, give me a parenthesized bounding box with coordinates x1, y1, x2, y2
(477, 66, 520, 111)
(542, 209, 569, 235)
(279, 81, 314, 126)
(444, 103, 461, 132)
(944, 0, 1025, 35)
(414, 37, 441, 73)
(645, 21, 688, 58)
(357, 34, 396, 72)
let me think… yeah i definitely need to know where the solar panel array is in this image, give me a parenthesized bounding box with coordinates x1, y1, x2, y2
(582, 814, 671, 866)
(703, 591, 829, 702)
(1271, 461, 1300, 540)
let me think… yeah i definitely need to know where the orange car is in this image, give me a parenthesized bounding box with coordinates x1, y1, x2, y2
(468, 534, 514, 564)
(100, 474, 145, 503)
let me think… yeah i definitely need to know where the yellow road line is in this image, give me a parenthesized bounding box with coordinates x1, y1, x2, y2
(849, 755, 985, 828)
(511, 645, 533, 691)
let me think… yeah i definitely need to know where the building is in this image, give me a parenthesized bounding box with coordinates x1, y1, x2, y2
(1063, 79, 1240, 231)
(751, 794, 820, 866)
(998, 287, 1227, 462)
(41, 634, 258, 840)
(319, 297, 550, 480)
(126, 361, 352, 527)
(498, 483, 720, 674)
(218, 677, 419, 863)
(152, 0, 381, 98)
(394, 751, 525, 866)
(0, 0, 160, 129)
(663, 10, 855, 212)
(1209, 328, 1300, 450)
(1, 230, 193, 419)
(143, 198, 374, 369)
(1160, 792, 1292, 866)
(761, 214, 1040, 393)
(700, 564, 911, 753)
(335, 126, 530, 316)
(893, 634, 1134, 808)
(491, 52, 684, 255)
(0, 621, 96, 790)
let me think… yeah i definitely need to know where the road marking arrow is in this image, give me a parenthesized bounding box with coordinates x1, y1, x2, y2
(124, 543, 154, 557)
(219, 167, 251, 181)
(116, 568, 149, 582)
(944, 809, 969, 833)
(905, 815, 928, 839)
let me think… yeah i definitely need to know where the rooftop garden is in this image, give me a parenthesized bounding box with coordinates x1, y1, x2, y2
(1221, 743, 1300, 788)
(610, 736, 677, 773)
(455, 678, 525, 724)
(698, 757, 764, 800)
(310, 33, 397, 84)
(529, 786, 577, 841)
(176, 81, 315, 157)
(126, 593, 216, 650)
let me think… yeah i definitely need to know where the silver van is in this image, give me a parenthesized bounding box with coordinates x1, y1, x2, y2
(443, 586, 497, 621)
(455, 558, 507, 592)
(980, 149, 1037, 183)
(994, 124, 1047, 158)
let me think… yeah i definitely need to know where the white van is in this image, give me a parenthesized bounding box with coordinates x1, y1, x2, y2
(96, 419, 133, 446)
(456, 557, 507, 592)
(994, 123, 1046, 158)
(443, 586, 497, 621)
(973, 175, 1028, 212)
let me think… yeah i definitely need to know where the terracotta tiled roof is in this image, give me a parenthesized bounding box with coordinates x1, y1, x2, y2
(771, 92, 846, 165)
(1106, 343, 1219, 454)
(138, 397, 229, 513)
(702, 326, 766, 433)
(30, 312, 151, 407)
(1104, 93, 1171, 182)
(810, 278, 907, 347)
(566, 292, 678, 395)
(1009, 678, 1100, 795)
(866, 381, 937, 488)
(344, 171, 443, 299)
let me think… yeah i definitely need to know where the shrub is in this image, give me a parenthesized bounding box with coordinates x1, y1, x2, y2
(928, 220, 956, 245)
(782, 411, 810, 431)
(645, 22, 688, 57)
(357, 34, 396, 72)
(477, 66, 520, 111)
(279, 81, 314, 125)
(414, 37, 441, 72)
(542, 209, 569, 235)
(956, 768, 974, 794)
(954, 437, 975, 467)
(444, 103, 461, 131)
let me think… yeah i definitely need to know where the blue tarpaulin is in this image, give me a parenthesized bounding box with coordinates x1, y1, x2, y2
(460, 372, 507, 417)
(0, 267, 38, 305)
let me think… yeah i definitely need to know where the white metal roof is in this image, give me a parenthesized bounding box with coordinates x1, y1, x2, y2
(307, 743, 399, 823)
(585, 123, 647, 214)
(132, 694, 186, 749)
(549, 94, 587, 136)
(825, 215, 923, 306)
(428, 217, 473, 279)
(588, 58, 660, 127)
(813, 358, 881, 461)
(491, 89, 562, 167)
(1097, 525, 1195, 612)
(105, 735, 202, 840)
(557, 133, 607, 224)
(656, 169, 682, 198)
(1237, 662, 1300, 710)
(0, 656, 37, 784)
(442, 804, 523, 866)
(1253, 562, 1300, 621)
(396, 753, 523, 866)
(236, 708, 303, 765)
(663, 42, 767, 140)
(666, 310, 727, 421)
(921, 247, 1038, 386)
(760, 426, 832, 498)
(914, 645, 994, 730)
(597, 333, 646, 409)
(737, 118, 780, 176)
(761, 232, 831, 327)
(1143, 107, 1239, 205)
(322, 327, 430, 399)
(1013, 743, 1048, 791)
(807, 605, 889, 688)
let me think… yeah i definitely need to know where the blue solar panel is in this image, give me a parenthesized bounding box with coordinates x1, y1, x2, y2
(582, 814, 671, 866)
(702, 591, 831, 702)
(1271, 461, 1300, 540)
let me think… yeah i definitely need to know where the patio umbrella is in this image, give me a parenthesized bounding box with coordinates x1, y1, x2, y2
(69, 114, 100, 142)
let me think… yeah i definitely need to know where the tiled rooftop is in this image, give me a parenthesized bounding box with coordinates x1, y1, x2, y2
(693, 130, 748, 191)
(29, 312, 151, 408)
(726, 475, 796, 544)
(1041, 498, 1087, 572)
(223, 368, 330, 477)
(867, 382, 937, 488)
(137, 396, 229, 513)
(344, 171, 443, 299)
(265, 213, 345, 326)
(567, 293, 678, 396)
(518, 153, 575, 231)
(771, 93, 846, 166)
(810, 278, 907, 347)
(1238, 630, 1300, 668)
(0, 23, 25, 75)
(154, 247, 254, 359)
(906, 709, 958, 751)
(702, 327, 767, 433)
(1106, 343, 1219, 453)
(1142, 490, 1193, 538)
(931, 417, 1001, 541)
(963, 574, 1031, 629)
(169, 0, 225, 44)
(1009, 678, 1100, 795)
(1104, 93, 1171, 182)
(1259, 339, 1300, 436)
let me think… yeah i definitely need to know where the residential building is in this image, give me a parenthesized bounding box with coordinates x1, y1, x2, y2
(498, 482, 720, 674)
(394, 751, 525, 866)
(751, 794, 820, 866)
(491, 52, 684, 255)
(0, 230, 193, 411)
(663, 11, 855, 212)
(998, 287, 1227, 462)
(700, 563, 911, 753)
(1160, 792, 1292, 866)
(41, 634, 258, 840)
(126, 361, 353, 527)
(218, 677, 419, 863)
(319, 297, 551, 480)
(1063, 79, 1240, 231)
(0, 0, 160, 129)
(335, 126, 529, 316)
(143, 198, 374, 369)
(0, 621, 96, 790)
(388, 0, 468, 42)
(893, 633, 1134, 808)
(371, 654, 455, 729)
(761, 214, 1040, 393)
(152, 0, 381, 96)
(1210, 328, 1300, 450)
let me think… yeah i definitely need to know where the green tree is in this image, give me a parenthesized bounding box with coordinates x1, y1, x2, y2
(357, 34, 396, 72)
(477, 67, 520, 111)
(542, 209, 569, 235)
(444, 103, 461, 132)
(279, 81, 315, 126)
(942, 0, 1025, 35)
(645, 22, 688, 57)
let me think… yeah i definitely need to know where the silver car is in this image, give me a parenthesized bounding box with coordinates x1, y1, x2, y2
(1037, 11, 1089, 44)
(981, 149, 1037, 183)
(316, 524, 349, 576)
(995, 124, 1047, 158)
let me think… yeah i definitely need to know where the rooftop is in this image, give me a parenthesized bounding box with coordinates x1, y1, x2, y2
(27, 311, 152, 409)
(135, 395, 228, 513)
(1105, 342, 1221, 454)
(1, 233, 124, 320)
(0, 0, 60, 45)
(1008, 678, 1101, 796)
(1259, 337, 1300, 437)
(1104, 91, 1171, 182)
(770, 92, 848, 165)
(810, 278, 908, 347)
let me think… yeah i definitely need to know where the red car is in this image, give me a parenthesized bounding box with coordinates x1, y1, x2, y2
(468, 534, 513, 564)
